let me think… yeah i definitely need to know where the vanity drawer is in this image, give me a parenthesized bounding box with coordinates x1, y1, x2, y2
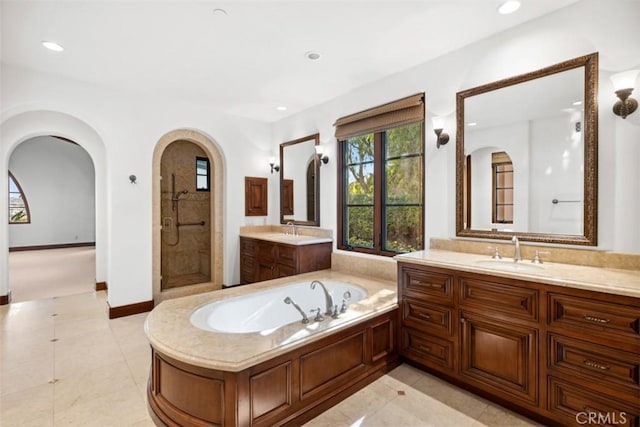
(548, 293, 640, 343)
(240, 237, 257, 254)
(276, 245, 297, 267)
(402, 299, 454, 337)
(459, 277, 539, 323)
(401, 327, 455, 373)
(547, 377, 640, 427)
(399, 266, 453, 304)
(548, 333, 640, 396)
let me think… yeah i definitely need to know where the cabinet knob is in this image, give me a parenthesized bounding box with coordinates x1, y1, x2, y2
(460, 318, 466, 324)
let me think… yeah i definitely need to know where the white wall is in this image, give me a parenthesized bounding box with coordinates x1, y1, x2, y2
(9, 136, 95, 247)
(271, 0, 640, 255)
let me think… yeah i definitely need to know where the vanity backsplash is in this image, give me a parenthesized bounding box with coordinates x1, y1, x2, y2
(430, 238, 640, 271)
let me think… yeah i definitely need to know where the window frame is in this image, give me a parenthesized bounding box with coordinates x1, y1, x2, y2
(337, 123, 425, 257)
(8, 171, 31, 224)
(195, 156, 210, 192)
(492, 157, 514, 224)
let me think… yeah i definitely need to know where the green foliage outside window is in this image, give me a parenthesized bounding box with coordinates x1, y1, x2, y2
(343, 123, 423, 254)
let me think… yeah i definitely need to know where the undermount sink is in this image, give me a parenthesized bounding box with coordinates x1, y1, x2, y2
(475, 259, 544, 273)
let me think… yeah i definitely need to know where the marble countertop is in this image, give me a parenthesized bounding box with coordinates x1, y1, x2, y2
(240, 231, 333, 246)
(395, 249, 640, 298)
(144, 270, 396, 372)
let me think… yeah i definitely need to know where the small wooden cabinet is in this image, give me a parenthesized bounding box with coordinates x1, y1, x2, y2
(240, 237, 331, 285)
(398, 261, 640, 426)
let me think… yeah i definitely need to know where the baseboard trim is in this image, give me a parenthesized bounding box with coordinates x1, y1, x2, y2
(108, 300, 154, 319)
(95, 281, 108, 291)
(9, 242, 96, 252)
(0, 291, 11, 305)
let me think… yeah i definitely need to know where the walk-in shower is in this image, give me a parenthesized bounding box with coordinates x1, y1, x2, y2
(160, 141, 211, 289)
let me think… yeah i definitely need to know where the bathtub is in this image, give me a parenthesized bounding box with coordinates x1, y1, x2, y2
(190, 280, 367, 333)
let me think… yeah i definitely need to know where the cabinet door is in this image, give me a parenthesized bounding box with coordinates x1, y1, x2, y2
(257, 262, 275, 282)
(460, 311, 539, 406)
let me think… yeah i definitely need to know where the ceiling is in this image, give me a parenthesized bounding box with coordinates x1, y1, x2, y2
(1, 0, 579, 123)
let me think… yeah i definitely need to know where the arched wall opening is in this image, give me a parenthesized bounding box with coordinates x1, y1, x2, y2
(0, 110, 108, 302)
(152, 129, 224, 303)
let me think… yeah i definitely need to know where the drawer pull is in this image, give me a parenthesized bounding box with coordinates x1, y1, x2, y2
(418, 345, 431, 353)
(583, 359, 610, 370)
(418, 313, 431, 320)
(583, 315, 611, 324)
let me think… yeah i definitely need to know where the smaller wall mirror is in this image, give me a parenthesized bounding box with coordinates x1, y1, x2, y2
(280, 133, 320, 226)
(456, 53, 598, 245)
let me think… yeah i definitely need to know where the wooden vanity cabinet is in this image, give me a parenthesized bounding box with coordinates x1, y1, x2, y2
(240, 237, 331, 285)
(398, 261, 640, 426)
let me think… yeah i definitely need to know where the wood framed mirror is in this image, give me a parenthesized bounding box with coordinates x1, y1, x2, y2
(280, 133, 320, 226)
(456, 52, 598, 245)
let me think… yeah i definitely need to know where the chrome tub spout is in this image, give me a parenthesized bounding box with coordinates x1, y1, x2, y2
(284, 297, 309, 324)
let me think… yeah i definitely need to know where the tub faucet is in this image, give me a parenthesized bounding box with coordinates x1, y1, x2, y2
(512, 235, 522, 262)
(310, 280, 334, 316)
(284, 297, 309, 324)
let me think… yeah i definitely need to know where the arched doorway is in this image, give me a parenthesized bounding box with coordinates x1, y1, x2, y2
(152, 129, 224, 303)
(0, 110, 108, 304)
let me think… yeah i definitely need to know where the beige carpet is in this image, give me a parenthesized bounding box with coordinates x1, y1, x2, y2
(8, 247, 96, 303)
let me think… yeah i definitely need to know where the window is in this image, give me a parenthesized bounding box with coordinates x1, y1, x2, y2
(339, 121, 424, 255)
(196, 156, 210, 191)
(8, 172, 30, 224)
(492, 152, 513, 224)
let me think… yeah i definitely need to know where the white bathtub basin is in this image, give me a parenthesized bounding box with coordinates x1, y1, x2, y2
(190, 280, 367, 334)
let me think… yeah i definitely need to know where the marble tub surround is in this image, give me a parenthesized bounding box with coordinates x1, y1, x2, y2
(431, 238, 640, 271)
(332, 250, 398, 282)
(240, 224, 333, 245)
(144, 270, 396, 372)
(396, 249, 640, 298)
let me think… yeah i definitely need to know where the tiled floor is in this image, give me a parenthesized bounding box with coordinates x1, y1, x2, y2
(1, 291, 541, 426)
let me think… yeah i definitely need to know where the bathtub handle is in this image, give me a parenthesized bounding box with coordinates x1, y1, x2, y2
(340, 291, 352, 314)
(284, 297, 310, 324)
(310, 308, 325, 322)
(332, 305, 340, 319)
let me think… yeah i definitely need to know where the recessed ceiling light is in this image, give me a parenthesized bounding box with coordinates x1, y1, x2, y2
(276, 106, 287, 111)
(498, 1, 521, 15)
(41, 40, 64, 52)
(572, 101, 583, 106)
(213, 8, 227, 16)
(467, 122, 477, 127)
(305, 51, 321, 61)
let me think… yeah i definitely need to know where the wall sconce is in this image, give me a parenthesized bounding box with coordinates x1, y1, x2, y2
(315, 145, 329, 165)
(269, 157, 280, 174)
(610, 69, 639, 119)
(433, 116, 450, 149)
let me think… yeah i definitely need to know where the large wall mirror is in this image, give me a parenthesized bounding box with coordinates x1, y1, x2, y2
(280, 133, 320, 226)
(456, 52, 598, 245)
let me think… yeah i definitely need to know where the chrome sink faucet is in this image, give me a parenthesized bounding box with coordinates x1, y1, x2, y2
(285, 220, 297, 236)
(512, 235, 522, 262)
(310, 280, 334, 316)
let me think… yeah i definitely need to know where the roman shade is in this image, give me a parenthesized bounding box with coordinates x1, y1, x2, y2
(334, 93, 425, 140)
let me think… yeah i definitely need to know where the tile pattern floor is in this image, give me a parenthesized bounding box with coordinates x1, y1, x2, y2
(1, 291, 542, 426)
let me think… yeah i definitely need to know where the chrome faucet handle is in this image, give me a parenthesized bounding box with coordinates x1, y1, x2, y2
(531, 250, 550, 264)
(310, 307, 324, 322)
(343, 291, 352, 300)
(488, 246, 502, 259)
(340, 299, 348, 313)
(331, 305, 340, 319)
